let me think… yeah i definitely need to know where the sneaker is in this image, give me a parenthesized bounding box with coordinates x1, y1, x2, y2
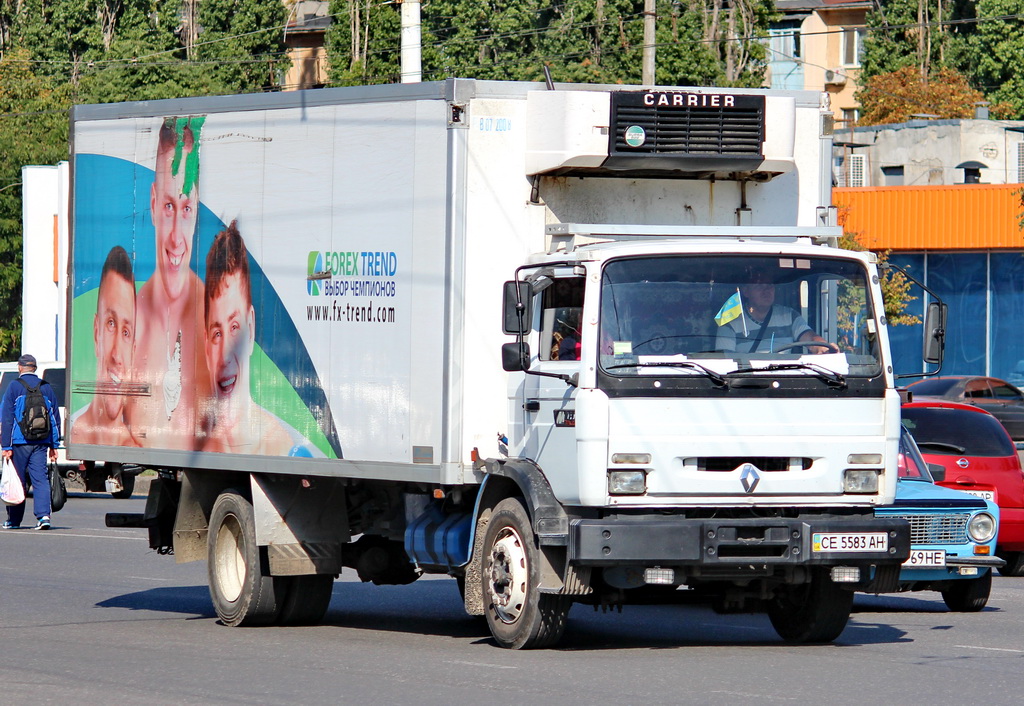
(35, 516, 51, 530)
(2, 521, 19, 530)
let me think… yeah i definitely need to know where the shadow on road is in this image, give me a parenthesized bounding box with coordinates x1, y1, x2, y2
(95, 578, 912, 649)
(97, 585, 217, 618)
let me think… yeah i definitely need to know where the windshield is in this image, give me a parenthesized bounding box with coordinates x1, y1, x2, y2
(598, 254, 881, 379)
(906, 378, 959, 396)
(902, 405, 1016, 457)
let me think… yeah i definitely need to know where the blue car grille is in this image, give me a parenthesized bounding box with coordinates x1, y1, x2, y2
(886, 513, 970, 545)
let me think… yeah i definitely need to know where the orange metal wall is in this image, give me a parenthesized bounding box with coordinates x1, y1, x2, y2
(833, 184, 1024, 250)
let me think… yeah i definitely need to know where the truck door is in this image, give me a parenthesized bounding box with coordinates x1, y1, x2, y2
(520, 277, 584, 473)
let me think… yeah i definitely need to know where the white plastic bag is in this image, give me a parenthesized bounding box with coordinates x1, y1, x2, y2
(1, 458, 25, 506)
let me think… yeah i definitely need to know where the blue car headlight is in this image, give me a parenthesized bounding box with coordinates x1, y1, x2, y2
(967, 512, 996, 543)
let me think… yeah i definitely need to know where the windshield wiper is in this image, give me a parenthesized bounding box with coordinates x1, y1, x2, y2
(605, 360, 728, 388)
(915, 440, 967, 454)
(728, 362, 847, 389)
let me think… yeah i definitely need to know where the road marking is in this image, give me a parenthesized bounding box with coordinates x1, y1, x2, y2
(954, 644, 1024, 653)
(710, 691, 798, 701)
(126, 576, 172, 581)
(0, 530, 146, 540)
(446, 660, 517, 670)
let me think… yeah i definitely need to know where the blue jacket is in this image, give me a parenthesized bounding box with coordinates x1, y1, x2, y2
(1, 372, 61, 449)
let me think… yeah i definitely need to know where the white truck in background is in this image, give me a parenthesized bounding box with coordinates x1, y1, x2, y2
(67, 79, 944, 648)
(10, 164, 134, 497)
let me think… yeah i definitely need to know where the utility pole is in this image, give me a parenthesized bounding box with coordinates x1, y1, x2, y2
(642, 0, 656, 85)
(400, 0, 422, 83)
(182, 0, 199, 60)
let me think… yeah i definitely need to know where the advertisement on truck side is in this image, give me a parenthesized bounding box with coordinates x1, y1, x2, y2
(69, 102, 450, 464)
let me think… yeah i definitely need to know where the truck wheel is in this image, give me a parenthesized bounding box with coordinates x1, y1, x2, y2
(277, 575, 334, 626)
(208, 490, 282, 627)
(483, 497, 569, 649)
(997, 551, 1024, 577)
(941, 571, 991, 612)
(767, 570, 853, 643)
(111, 471, 135, 499)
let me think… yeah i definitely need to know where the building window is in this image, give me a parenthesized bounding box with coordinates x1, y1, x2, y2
(769, 21, 802, 60)
(957, 161, 986, 184)
(842, 27, 866, 67)
(768, 25, 801, 60)
(842, 108, 859, 125)
(881, 166, 904, 186)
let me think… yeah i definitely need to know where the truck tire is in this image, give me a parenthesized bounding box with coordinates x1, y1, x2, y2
(208, 490, 282, 627)
(996, 551, 1024, 577)
(941, 571, 991, 612)
(111, 470, 135, 499)
(767, 570, 853, 643)
(277, 575, 334, 626)
(482, 497, 570, 649)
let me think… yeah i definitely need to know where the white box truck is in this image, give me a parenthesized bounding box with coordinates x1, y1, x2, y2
(67, 79, 942, 648)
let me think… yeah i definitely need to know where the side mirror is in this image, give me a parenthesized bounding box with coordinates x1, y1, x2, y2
(928, 463, 946, 482)
(923, 301, 947, 366)
(501, 342, 531, 372)
(502, 281, 533, 335)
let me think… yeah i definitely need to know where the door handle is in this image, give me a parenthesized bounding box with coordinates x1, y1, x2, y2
(523, 400, 540, 412)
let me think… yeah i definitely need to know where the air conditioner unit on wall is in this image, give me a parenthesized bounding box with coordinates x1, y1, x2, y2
(824, 68, 847, 87)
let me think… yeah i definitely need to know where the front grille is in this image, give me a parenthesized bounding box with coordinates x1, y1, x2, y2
(698, 457, 810, 472)
(887, 513, 970, 545)
(610, 91, 765, 158)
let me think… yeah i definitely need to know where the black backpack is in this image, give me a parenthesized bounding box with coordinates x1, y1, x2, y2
(17, 378, 52, 442)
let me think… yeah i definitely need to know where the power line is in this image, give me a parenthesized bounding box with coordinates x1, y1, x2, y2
(2, 6, 1023, 88)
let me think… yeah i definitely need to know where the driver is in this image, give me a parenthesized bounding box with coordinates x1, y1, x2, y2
(715, 269, 829, 354)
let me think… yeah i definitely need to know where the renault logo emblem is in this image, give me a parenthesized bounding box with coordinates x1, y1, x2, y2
(740, 464, 761, 493)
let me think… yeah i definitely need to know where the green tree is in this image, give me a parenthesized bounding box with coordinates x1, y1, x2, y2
(970, 0, 1024, 118)
(425, 0, 548, 81)
(0, 1, 289, 355)
(326, 0, 773, 87)
(861, 0, 976, 81)
(325, 0, 402, 85)
(657, 0, 774, 87)
(0, 49, 70, 357)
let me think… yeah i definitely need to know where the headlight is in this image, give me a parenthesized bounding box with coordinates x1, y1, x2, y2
(608, 470, 646, 495)
(611, 453, 651, 465)
(843, 469, 879, 493)
(967, 512, 997, 543)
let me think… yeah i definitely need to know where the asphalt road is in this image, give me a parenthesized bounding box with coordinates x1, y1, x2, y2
(2, 491, 1023, 705)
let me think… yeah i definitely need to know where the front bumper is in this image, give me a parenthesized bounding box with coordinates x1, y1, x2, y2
(945, 555, 1006, 569)
(569, 514, 910, 567)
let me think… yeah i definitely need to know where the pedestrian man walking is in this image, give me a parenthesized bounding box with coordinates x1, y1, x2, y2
(2, 354, 61, 530)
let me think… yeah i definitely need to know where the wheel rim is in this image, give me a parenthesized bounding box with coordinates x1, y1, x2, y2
(213, 513, 246, 603)
(487, 525, 529, 624)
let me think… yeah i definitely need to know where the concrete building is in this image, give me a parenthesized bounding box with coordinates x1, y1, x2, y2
(769, 1, 870, 123)
(835, 116, 1024, 188)
(832, 117, 1024, 382)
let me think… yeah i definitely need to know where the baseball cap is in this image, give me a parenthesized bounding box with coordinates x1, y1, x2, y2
(18, 353, 37, 368)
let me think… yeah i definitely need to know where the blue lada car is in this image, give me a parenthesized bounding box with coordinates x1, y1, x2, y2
(869, 429, 1003, 611)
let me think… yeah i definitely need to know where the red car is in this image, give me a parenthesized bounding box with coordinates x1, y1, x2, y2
(902, 400, 1024, 576)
